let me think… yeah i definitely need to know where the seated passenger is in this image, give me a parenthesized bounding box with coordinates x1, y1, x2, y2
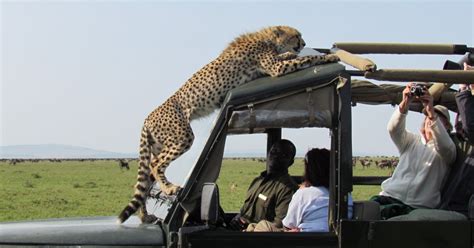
(371, 83, 456, 219)
(250, 148, 353, 232)
(229, 139, 298, 231)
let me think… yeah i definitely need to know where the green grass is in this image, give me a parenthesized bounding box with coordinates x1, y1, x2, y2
(0, 160, 136, 222)
(0, 158, 393, 222)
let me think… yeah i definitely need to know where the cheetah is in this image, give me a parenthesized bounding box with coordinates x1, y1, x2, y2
(117, 25, 339, 224)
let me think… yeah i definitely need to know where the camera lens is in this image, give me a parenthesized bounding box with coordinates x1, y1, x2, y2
(410, 84, 424, 96)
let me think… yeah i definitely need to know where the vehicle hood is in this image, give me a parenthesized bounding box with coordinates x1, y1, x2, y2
(0, 216, 164, 246)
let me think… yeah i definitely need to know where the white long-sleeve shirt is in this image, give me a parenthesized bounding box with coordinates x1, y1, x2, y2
(282, 186, 353, 232)
(381, 108, 456, 208)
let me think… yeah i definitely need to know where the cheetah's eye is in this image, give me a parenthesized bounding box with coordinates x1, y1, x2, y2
(287, 37, 297, 43)
(291, 37, 300, 45)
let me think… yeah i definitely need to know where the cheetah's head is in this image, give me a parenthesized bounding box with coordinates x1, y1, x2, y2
(268, 26, 306, 54)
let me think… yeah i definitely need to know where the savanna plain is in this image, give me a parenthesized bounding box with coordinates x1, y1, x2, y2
(0, 158, 395, 222)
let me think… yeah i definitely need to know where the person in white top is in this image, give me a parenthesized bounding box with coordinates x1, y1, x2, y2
(250, 148, 353, 232)
(372, 83, 456, 219)
(283, 148, 353, 232)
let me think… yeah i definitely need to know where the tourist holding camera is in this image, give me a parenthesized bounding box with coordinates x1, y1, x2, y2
(458, 63, 474, 141)
(371, 83, 456, 219)
(439, 62, 474, 216)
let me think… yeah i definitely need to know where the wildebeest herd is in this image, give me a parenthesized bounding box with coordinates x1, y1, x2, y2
(0, 158, 136, 171)
(352, 157, 399, 170)
(1, 157, 398, 172)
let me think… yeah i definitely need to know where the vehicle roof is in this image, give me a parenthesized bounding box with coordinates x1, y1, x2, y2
(225, 62, 345, 106)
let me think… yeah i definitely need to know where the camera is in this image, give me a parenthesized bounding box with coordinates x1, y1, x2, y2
(443, 52, 474, 70)
(410, 84, 425, 97)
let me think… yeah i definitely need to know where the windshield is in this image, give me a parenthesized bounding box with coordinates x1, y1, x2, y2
(146, 111, 220, 220)
(163, 110, 220, 186)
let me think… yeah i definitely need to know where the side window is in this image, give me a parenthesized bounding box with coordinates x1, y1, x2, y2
(219, 133, 267, 212)
(166, 111, 219, 187)
(218, 128, 332, 212)
(282, 128, 331, 181)
(351, 105, 400, 201)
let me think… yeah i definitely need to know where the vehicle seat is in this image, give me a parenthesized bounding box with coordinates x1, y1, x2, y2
(469, 195, 474, 220)
(352, 200, 381, 221)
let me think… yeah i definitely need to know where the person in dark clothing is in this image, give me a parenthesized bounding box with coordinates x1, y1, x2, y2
(456, 64, 474, 141)
(229, 139, 298, 231)
(439, 63, 474, 216)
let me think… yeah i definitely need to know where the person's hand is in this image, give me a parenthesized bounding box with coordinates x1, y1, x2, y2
(464, 62, 473, 71)
(299, 181, 310, 189)
(285, 227, 301, 232)
(459, 84, 469, 91)
(399, 83, 414, 114)
(228, 214, 247, 231)
(402, 83, 415, 102)
(419, 90, 435, 120)
(463, 63, 474, 89)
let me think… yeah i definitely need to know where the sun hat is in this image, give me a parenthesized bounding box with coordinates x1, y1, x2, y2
(434, 105, 450, 120)
(423, 105, 452, 131)
(433, 105, 452, 131)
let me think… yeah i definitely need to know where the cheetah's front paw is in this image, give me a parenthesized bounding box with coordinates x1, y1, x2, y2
(161, 184, 181, 195)
(325, 54, 340, 62)
(278, 52, 298, 60)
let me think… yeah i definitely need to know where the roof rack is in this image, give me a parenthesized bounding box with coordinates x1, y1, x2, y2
(313, 42, 474, 87)
(332, 42, 474, 55)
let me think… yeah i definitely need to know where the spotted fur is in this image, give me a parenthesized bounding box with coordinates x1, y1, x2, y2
(117, 26, 339, 223)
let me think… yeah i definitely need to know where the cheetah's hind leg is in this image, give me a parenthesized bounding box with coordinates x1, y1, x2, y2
(150, 129, 194, 195)
(137, 156, 159, 224)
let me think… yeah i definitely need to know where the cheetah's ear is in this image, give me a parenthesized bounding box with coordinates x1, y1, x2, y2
(272, 26, 285, 38)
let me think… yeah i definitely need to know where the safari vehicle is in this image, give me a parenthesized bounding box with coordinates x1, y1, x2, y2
(1, 43, 474, 248)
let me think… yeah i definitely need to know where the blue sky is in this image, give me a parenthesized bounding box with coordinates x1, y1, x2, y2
(1, 0, 473, 159)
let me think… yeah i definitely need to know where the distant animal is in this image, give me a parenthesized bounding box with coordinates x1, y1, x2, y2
(118, 160, 130, 170)
(117, 25, 339, 224)
(376, 160, 392, 169)
(230, 183, 238, 193)
(390, 158, 399, 168)
(360, 159, 371, 169)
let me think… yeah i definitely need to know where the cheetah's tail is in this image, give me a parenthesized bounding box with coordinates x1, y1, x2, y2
(117, 126, 153, 224)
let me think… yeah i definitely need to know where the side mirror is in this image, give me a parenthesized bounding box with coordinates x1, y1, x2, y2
(201, 183, 220, 224)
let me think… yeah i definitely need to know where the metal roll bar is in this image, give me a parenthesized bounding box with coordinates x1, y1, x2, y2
(332, 42, 473, 55)
(313, 43, 474, 96)
(364, 69, 474, 84)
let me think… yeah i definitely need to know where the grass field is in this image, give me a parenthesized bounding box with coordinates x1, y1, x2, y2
(0, 158, 394, 222)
